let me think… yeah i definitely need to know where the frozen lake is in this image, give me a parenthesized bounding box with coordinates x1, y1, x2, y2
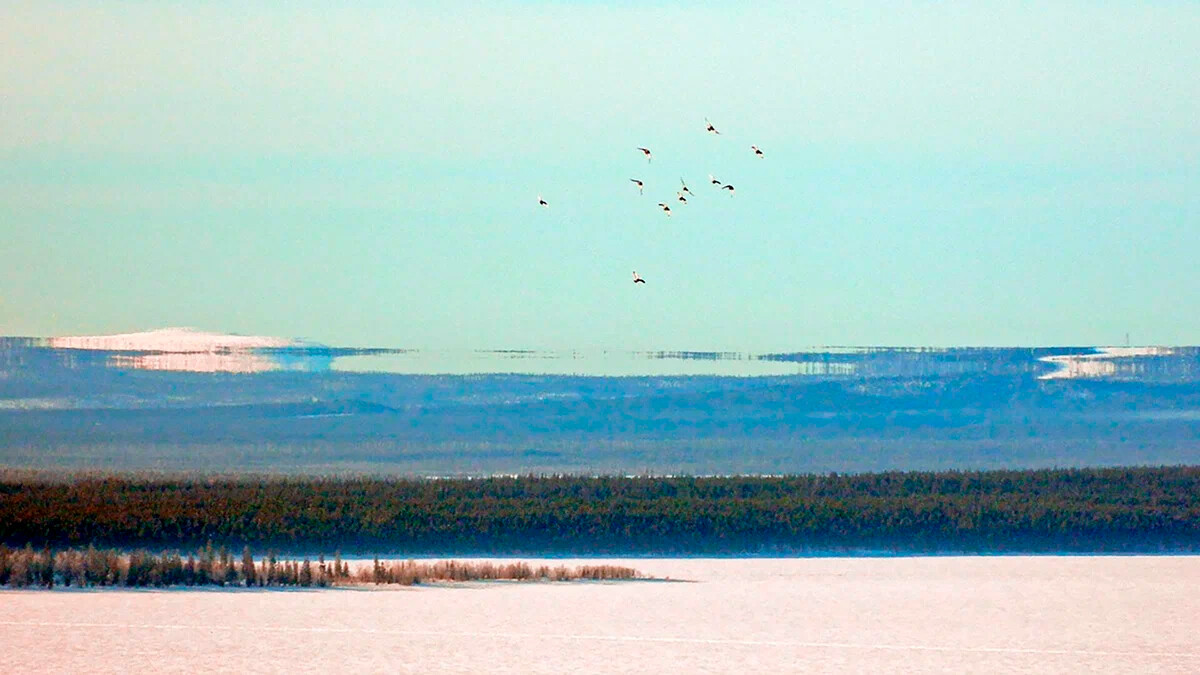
(2, 556, 1198, 673)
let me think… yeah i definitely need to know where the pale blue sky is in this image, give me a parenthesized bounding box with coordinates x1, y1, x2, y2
(2, 1, 1198, 351)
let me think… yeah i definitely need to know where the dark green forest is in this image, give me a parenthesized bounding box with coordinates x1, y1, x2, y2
(2, 466, 1199, 555)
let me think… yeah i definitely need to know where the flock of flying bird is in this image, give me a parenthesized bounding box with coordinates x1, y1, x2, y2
(537, 118, 765, 286)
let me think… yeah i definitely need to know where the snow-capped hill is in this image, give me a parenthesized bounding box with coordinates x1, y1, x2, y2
(49, 328, 297, 353)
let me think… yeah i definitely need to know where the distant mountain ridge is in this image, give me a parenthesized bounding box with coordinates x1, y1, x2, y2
(4, 328, 1199, 380)
(1, 332, 1199, 475)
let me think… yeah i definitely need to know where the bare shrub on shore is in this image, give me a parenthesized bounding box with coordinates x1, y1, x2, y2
(0, 544, 642, 589)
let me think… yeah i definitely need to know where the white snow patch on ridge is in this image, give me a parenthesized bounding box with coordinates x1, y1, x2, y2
(1038, 347, 1173, 380)
(49, 328, 296, 353)
(47, 328, 305, 373)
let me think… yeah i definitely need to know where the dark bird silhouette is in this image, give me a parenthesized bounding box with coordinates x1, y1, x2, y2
(676, 191, 688, 204)
(632, 271, 646, 284)
(537, 195, 548, 208)
(721, 184, 735, 196)
(751, 145, 764, 158)
(657, 202, 672, 217)
(637, 147, 652, 163)
(705, 118, 720, 135)
(630, 178, 644, 194)
(709, 174, 722, 186)
(680, 178, 694, 196)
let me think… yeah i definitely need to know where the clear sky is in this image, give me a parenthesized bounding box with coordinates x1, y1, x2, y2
(2, 1, 1198, 351)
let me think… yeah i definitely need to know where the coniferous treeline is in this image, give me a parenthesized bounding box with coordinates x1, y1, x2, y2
(0, 543, 641, 589)
(358, 559, 638, 585)
(2, 466, 1199, 554)
(0, 543, 347, 588)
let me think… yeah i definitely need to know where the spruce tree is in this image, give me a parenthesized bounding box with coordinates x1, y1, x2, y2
(0, 544, 10, 586)
(300, 559, 313, 587)
(241, 546, 256, 587)
(40, 544, 54, 588)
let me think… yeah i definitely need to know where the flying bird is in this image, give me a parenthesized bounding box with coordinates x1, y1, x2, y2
(657, 202, 672, 217)
(705, 118, 720, 135)
(679, 178, 694, 196)
(537, 195, 548, 208)
(721, 184, 735, 196)
(676, 191, 688, 204)
(709, 174, 722, 186)
(630, 178, 644, 194)
(632, 271, 646, 284)
(751, 145, 764, 158)
(637, 147, 652, 163)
